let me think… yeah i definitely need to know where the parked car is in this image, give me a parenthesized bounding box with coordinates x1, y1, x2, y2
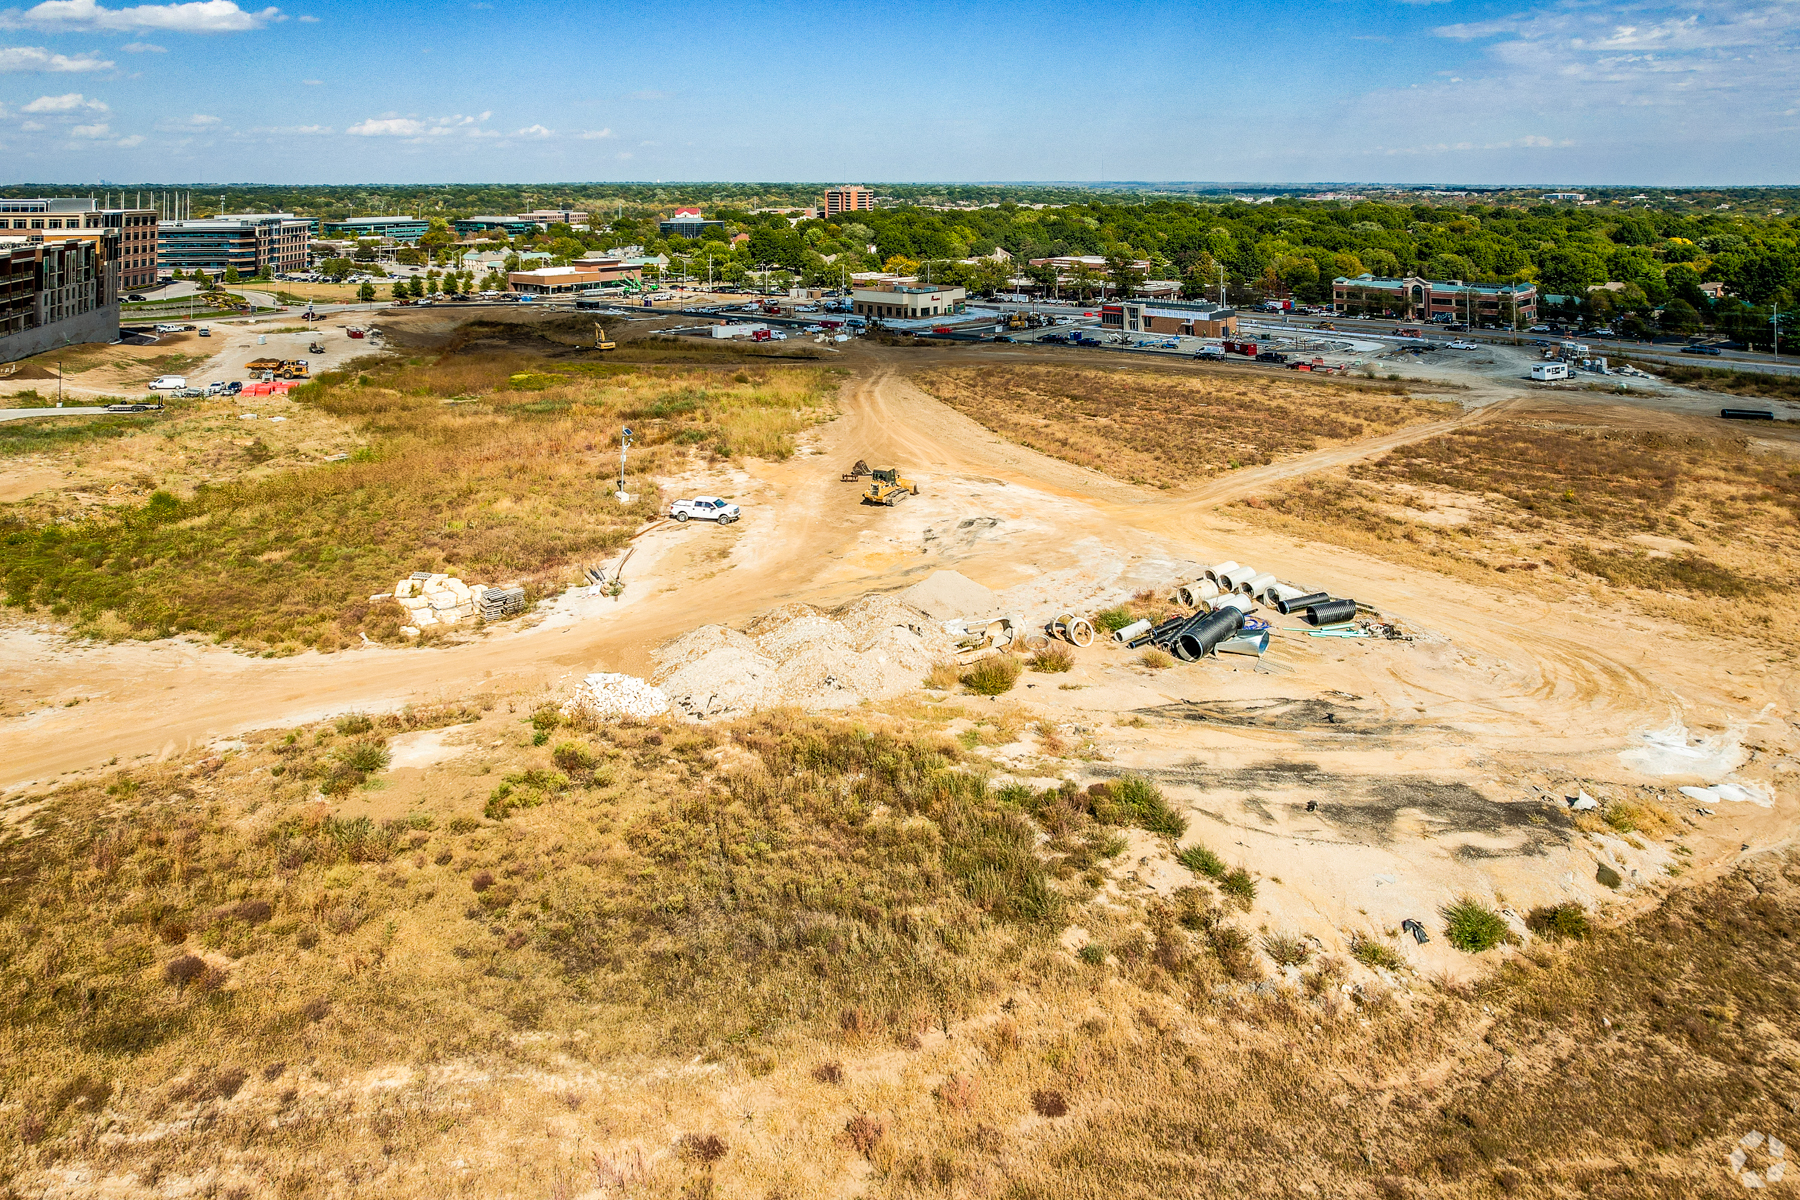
(126, 293, 146, 302)
(148, 375, 187, 391)
(1527, 324, 1552, 332)
(1682, 345, 1724, 355)
(1447, 340, 1480, 350)
(669, 497, 740, 525)
(1194, 348, 1224, 361)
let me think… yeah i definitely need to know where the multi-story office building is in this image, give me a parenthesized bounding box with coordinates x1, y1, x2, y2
(158, 213, 311, 277)
(824, 186, 875, 216)
(0, 237, 114, 364)
(319, 215, 430, 242)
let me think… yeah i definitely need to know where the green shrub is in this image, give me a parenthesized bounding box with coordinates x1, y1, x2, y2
(1077, 943, 1106, 966)
(1526, 903, 1591, 940)
(1350, 936, 1404, 971)
(1092, 607, 1136, 633)
(1096, 775, 1186, 839)
(485, 767, 571, 820)
(338, 739, 391, 774)
(1176, 843, 1226, 880)
(1442, 898, 1509, 953)
(1028, 646, 1075, 673)
(961, 655, 1021, 696)
(1219, 867, 1256, 908)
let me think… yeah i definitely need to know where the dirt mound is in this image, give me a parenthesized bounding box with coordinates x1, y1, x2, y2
(1, 363, 60, 380)
(898, 569, 1000, 620)
(654, 593, 953, 720)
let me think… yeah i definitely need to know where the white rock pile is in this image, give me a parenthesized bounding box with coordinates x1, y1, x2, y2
(562, 672, 671, 720)
(392, 573, 488, 636)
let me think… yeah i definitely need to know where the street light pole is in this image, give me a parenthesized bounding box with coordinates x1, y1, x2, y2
(616, 426, 633, 501)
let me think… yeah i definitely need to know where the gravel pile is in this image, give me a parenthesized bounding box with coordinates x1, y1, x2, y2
(562, 672, 671, 720)
(898, 569, 1000, 620)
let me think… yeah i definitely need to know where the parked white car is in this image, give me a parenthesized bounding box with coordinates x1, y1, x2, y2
(147, 375, 188, 391)
(1446, 340, 1479, 350)
(670, 497, 740, 524)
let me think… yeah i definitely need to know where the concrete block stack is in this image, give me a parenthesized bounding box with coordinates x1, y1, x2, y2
(393, 573, 491, 637)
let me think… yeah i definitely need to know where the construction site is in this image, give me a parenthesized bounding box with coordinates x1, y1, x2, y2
(1, 300, 1798, 1199)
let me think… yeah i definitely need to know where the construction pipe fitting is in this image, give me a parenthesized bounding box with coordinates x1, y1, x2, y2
(1241, 572, 1277, 598)
(1175, 579, 1220, 607)
(1276, 591, 1330, 615)
(1218, 565, 1257, 592)
(1304, 598, 1359, 626)
(1175, 607, 1246, 660)
(1208, 594, 1255, 615)
(1113, 618, 1153, 643)
(1217, 629, 1271, 656)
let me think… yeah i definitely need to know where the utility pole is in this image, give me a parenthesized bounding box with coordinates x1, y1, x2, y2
(616, 427, 634, 501)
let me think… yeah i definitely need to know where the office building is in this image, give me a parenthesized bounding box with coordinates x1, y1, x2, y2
(320, 216, 430, 242)
(824, 186, 874, 216)
(850, 282, 965, 320)
(658, 207, 725, 239)
(158, 213, 310, 277)
(453, 215, 540, 237)
(0, 237, 114, 365)
(1330, 274, 1537, 324)
(1100, 299, 1238, 337)
(507, 259, 643, 294)
(0, 197, 159, 299)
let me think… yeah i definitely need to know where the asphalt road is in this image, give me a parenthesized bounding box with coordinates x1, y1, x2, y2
(0, 406, 110, 423)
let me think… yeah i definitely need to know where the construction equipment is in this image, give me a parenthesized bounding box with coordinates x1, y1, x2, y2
(244, 358, 310, 379)
(863, 467, 919, 506)
(308, 341, 325, 354)
(593, 321, 615, 351)
(841, 458, 871, 482)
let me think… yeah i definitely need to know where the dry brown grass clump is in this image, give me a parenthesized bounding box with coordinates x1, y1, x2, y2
(915, 364, 1456, 489)
(1238, 414, 1800, 639)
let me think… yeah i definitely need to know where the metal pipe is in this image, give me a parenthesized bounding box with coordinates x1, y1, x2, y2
(1216, 629, 1270, 656)
(1204, 560, 1240, 583)
(1276, 591, 1330, 615)
(1175, 608, 1246, 660)
(1304, 598, 1359, 626)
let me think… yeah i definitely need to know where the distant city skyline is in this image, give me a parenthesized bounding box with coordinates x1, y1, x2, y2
(1, 0, 1796, 185)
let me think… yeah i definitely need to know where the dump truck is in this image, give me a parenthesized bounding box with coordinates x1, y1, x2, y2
(244, 358, 310, 380)
(863, 467, 919, 506)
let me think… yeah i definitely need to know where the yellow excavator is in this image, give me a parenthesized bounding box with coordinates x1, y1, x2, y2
(863, 466, 919, 506)
(594, 321, 615, 352)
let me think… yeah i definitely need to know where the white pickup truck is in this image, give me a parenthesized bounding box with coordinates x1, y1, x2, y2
(669, 497, 740, 525)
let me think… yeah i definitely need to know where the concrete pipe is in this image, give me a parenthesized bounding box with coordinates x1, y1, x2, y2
(1175, 608, 1246, 660)
(1218, 565, 1257, 592)
(1204, 560, 1240, 583)
(1216, 629, 1271, 656)
(1067, 618, 1095, 647)
(982, 617, 1016, 647)
(1264, 582, 1309, 606)
(1241, 572, 1277, 598)
(1275, 591, 1330, 615)
(1207, 594, 1255, 615)
(1304, 598, 1359, 626)
(1175, 579, 1220, 607)
(1113, 618, 1153, 643)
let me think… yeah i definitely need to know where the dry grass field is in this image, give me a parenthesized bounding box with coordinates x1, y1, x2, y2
(0, 347, 837, 652)
(914, 365, 1458, 489)
(1235, 409, 1800, 641)
(2, 698, 1793, 1199)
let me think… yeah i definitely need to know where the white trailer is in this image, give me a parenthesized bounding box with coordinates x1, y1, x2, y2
(711, 322, 768, 339)
(1531, 361, 1570, 381)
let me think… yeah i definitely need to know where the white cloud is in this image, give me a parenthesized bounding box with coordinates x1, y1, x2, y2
(346, 110, 492, 139)
(295, 10, 313, 18)
(513, 123, 551, 138)
(120, 38, 159, 48)
(0, 0, 281, 34)
(576, 127, 613, 140)
(114, 131, 139, 144)
(23, 89, 106, 110)
(256, 121, 327, 134)
(156, 110, 216, 129)
(300, 76, 318, 83)
(0, 42, 112, 69)
(69, 119, 107, 135)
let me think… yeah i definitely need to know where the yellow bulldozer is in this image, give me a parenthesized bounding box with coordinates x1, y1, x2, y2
(863, 466, 919, 506)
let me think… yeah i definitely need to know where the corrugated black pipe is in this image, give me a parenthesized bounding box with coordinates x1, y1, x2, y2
(1276, 591, 1330, 615)
(1158, 608, 1223, 658)
(1127, 615, 1187, 650)
(1721, 409, 1774, 421)
(1176, 608, 1246, 659)
(1304, 598, 1359, 626)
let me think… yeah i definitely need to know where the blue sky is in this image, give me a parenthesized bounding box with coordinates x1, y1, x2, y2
(0, 0, 1796, 184)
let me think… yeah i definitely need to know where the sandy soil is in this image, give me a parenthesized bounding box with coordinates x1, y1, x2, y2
(2, 341, 1795, 978)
